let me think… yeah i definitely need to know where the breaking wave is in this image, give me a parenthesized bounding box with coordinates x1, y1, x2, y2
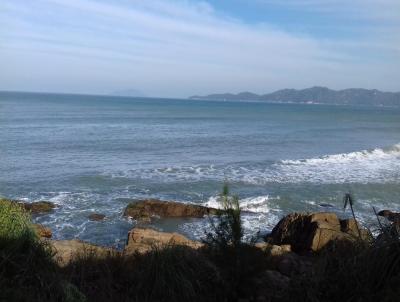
(281, 143, 400, 165)
(277, 143, 400, 183)
(103, 143, 400, 184)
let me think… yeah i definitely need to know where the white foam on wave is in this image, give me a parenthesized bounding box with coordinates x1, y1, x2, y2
(203, 195, 277, 213)
(103, 143, 400, 185)
(180, 195, 282, 240)
(282, 143, 400, 165)
(277, 143, 400, 184)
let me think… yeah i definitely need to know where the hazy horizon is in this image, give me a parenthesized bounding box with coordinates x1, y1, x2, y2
(1, 0, 400, 98)
(1, 85, 400, 100)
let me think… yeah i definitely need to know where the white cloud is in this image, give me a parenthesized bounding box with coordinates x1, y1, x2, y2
(0, 0, 399, 97)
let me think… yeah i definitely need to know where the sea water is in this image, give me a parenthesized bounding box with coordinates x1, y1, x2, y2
(1, 92, 399, 247)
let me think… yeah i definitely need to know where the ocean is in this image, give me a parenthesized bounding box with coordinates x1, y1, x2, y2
(1, 91, 399, 247)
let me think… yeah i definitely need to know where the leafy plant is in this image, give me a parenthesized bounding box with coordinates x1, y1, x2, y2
(203, 183, 243, 249)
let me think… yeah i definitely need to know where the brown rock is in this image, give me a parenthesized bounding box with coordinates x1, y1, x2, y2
(124, 227, 203, 254)
(88, 213, 106, 221)
(340, 218, 372, 240)
(268, 212, 367, 253)
(123, 199, 218, 221)
(255, 242, 292, 257)
(22, 201, 55, 214)
(51, 239, 117, 266)
(33, 224, 52, 238)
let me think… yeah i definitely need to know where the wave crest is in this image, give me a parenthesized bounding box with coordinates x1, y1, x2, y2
(281, 143, 400, 166)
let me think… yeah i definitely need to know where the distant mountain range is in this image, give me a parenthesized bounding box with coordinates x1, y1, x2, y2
(189, 87, 400, 107)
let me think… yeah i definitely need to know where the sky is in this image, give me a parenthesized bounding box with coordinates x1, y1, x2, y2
(0, 0, 399, 98)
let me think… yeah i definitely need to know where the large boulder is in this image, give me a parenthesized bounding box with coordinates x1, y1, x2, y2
(124, 227, 203, 254)
(268, 212, 370, 253)
(51, 240, 117, 266)
(123, 199, 218, 221)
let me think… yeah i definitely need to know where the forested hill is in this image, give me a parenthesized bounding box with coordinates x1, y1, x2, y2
(189, 87, 400, 107)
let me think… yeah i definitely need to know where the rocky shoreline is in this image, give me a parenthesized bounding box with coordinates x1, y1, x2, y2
(2, 196, 399, 302)
(17, 198, 385, 266)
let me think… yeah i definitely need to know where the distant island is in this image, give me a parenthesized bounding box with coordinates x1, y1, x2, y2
(189, 86, 400, 107)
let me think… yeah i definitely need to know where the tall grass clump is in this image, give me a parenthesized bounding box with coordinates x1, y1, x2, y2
(63, 244, 225, 302)
(0, 198, 76, 302)
(0, 198, 34, 241)
(203, 184, 243, 250)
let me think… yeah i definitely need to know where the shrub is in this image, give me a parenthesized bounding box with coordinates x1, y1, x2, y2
(0, 198, 35, 241)
(0, 198, 75, 302)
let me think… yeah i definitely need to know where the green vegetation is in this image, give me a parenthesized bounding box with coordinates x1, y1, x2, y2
(0, 198, 34, 240)
(0, 198, 74, 302)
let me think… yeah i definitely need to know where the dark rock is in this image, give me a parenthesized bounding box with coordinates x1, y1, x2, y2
(88, 213, 106, 221)
(319, 203, 334, 208)
(22, 201, 55, 214)
(378, 210, 400, 223)
(123, 199, 219, 221)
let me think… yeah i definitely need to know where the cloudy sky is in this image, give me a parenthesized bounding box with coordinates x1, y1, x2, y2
(1, 0, 399, 97)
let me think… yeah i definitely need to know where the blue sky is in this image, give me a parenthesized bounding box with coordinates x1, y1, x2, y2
(1, 0, 399, 97)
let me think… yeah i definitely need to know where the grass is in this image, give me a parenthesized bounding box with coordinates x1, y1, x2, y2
(63, 245, 226, 302)
(0, 198, 35, 240)
(284, 235, 400, 302)
(0, 198, 80, 302)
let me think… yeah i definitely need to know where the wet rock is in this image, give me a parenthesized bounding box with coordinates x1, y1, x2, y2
(123, 199, 218, 221)
(51, 239, 117, 266)
(88, 213, 106, 221)
(22, 201, 56, 214)
(124, 227, 203, 254)
(33, 224, 52, 238)
(319, 203, 334, 208)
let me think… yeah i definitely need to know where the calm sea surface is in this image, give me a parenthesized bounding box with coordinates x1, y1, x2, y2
(1, 92, 399, 246)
